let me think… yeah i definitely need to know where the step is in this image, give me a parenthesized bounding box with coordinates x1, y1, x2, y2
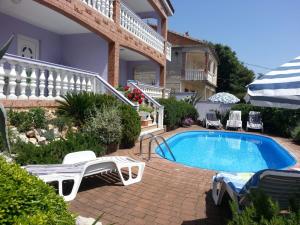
(139, 126, 166, 140)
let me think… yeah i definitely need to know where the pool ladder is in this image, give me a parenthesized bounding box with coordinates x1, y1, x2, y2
(139, 134, 176, 161)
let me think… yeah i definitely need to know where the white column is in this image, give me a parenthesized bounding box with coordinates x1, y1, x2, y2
(86, 77, 92, 92)
(18, 65, 28, 100)
(62, 73, 69, 96)
(29, 66, 38, 99)
(0, 61, 6, 99)
(39, 68, 46, 99)
(68, 73, 75, 92)
(82, 77, 87, 92)
(55, 70, 63, 100)
(109, 0, 113, 19)
(75, 74, 81, 92)
(8, 63, 18, 100)
(47, 70, 54, 99)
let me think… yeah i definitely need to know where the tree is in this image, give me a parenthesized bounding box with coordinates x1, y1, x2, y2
(212, 43, 255, 99)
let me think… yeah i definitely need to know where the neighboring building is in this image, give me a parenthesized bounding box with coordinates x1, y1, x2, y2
(166, 31, 218, 100)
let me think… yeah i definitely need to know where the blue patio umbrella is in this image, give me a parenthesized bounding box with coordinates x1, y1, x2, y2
(247, 56, 300, 109)
(208, 92, 240, 104)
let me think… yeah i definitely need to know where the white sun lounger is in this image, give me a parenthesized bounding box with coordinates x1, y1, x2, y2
(205, 111, 221, 129)
(24, 151, 145, 201)
(246, 111, 263, 132)
(226, 110, 242, 130)
(212, 169, 300, 209)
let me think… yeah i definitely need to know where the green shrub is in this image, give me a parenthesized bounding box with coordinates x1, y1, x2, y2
(158, 97, 199, 130)
(57, 92, 119, 126)
(49, 116, 73, 132)
(119, 104, 141, 148)
(230, 104, 300, 137)
(85, 106, 122, 146)
(291, 124, 300, 143)
(13, 132, 104, 165)
(8, 108, 47, 132)
(229, 189, 300, 225)
(0, 157, 75, 224)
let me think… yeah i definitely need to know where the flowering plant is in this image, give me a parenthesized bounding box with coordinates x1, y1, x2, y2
(182, 118, 194, 127)
(126, 88, 145, 104)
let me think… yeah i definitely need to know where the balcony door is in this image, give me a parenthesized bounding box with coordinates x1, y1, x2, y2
(185, 52, 205, 71)
(17, 34, 39, 60)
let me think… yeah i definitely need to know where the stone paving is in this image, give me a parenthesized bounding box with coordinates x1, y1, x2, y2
(69, 126, 300, 225)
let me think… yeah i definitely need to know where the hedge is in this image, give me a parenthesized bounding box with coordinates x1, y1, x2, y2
(158, 97, 198, 130)
(228, 104, 300, 137)
(118, 104, 141, 148)
(0, 157, 75, 225)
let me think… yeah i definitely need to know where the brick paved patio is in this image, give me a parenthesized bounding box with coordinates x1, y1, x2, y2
(69, 126, 300, 225)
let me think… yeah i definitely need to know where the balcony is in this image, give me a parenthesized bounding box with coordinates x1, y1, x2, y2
(81, 0, 171, 59)
(184, 69, 217, 86)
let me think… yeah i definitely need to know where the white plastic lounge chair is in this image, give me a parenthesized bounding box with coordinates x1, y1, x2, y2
(205, 112, 221, 129)
(24, 151, 145, 201)
(212, 169, 300, 209)
(246, 111, 263, 132)
(226, 110, 242, 130)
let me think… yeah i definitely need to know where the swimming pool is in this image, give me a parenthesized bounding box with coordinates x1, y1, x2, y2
(155, 131, 296, 172)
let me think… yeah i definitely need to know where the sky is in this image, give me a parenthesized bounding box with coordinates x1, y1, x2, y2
(168, 0, 300, 75)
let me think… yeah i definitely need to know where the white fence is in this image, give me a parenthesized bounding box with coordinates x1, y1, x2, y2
(195, 101, 234, 121)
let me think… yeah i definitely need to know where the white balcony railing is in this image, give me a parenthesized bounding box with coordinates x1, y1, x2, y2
(129, 80, 170, 99)
(81, 0, 114, 20)
(184, 69, 217, 86)
(0, 54, 135, 108)
(120, 3, 165, 54)
(165, 42, 172, 61)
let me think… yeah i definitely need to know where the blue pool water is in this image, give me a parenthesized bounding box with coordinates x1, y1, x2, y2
(155, 131, 296, 172)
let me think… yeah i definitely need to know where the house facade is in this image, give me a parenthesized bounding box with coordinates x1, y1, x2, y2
(0, 0, 173, 101)
(166, 31, 218, 100)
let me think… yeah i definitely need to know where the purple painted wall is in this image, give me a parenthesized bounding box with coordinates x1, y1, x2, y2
(61, 33, 108, 78)
(0, 12, 62, 63)
(0, 12, 108, 78)
(119, 59, 128, 86)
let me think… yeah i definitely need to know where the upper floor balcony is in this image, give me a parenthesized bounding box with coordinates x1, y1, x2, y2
(182, 51, 218, 86)
(184, 69, 217, 86)
(81, 0, 172, 60)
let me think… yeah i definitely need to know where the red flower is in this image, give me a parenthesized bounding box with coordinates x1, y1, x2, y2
(138, 99, 143, 104)
(124, 86, 129, 91)
(127, 93, 133, 99)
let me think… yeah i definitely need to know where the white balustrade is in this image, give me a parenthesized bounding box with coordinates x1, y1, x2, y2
(81, 0, 113, 19)
(127, 81, 164, 129)
(184, 69, 217, 86)
(131, 81, 170, 99)
(0, 54, 101, 100)
(120, 3, 165, 54)
(0, 54, 136, 119)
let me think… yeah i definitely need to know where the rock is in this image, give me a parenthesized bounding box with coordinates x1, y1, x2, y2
(10, 127, 18, 135)
(36, 129, 47, 136)
(36, 136, 47, 145)
(48, 124, 54, 130)
(53, 128, 60, 138)
(71, 126, 78, 133)
(19, 133, 29, 143)
(76, 216, 102, 225)
(29, 138, 37, 145)
(26, 130, 35, 138)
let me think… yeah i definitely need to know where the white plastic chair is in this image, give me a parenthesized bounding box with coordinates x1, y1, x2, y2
(226, 110, 242, 130)
(24, 151, 145, 201)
